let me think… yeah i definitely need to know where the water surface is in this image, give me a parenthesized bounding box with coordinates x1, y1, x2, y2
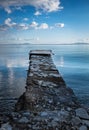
(0, 44, 89, 112)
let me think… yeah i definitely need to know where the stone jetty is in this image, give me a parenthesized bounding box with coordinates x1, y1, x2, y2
(15, 50, 79, 111)
(0, 50, 89, 130)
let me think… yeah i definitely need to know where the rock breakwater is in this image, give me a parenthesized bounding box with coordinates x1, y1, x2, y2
(15, 50, 79, 111)
(0, 50, 89, 130)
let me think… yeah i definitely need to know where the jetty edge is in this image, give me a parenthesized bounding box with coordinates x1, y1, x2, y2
(0, 50, 89, 130)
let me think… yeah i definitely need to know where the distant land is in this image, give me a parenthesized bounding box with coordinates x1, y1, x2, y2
(73, 42, 89, 45)
(21, 42, 89, 45)
(0, 42, 89, 45)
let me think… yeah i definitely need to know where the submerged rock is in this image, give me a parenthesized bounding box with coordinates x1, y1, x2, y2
(79, 125, 87, 130)
(0, 123, 12, 130)
(76, 108, 89, 120)
(71, 116, 82, 126)
(18, 117, 29, 124)
(40, 112, 48, 117)
(82, 120, 89, 127)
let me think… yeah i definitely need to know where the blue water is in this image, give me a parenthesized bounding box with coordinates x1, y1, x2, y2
(0, 44, 89, 112)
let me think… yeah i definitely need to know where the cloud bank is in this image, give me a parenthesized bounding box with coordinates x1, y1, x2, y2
(1, 18, 49, 31)
(0, 0, 63, 13)
(0, 18, 65, 31)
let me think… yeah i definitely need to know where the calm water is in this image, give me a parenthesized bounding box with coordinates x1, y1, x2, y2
(0, 44, 89, 112)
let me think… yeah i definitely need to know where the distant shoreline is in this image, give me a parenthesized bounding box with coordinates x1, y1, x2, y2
(0, 42, 89, 45)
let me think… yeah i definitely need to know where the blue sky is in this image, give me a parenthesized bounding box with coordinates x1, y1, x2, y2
(0, 0, 89, 44)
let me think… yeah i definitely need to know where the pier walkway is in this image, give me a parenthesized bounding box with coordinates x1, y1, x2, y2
(16, 50, 78, 111)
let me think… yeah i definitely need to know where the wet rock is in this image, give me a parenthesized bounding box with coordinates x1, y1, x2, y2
(11, 112, 21, 119)
(50, 121, 58, 127)
(29, 73, 33, 77)
(38, 80, 43, 86)
(66, 107, 72, 111)
(22, 111, 30, 117)
(71, 116, 82, 126)
(49, 73, 61, 78)
(82, 120, 89, 127)
(40, 112, 48, 117)
(0, 123, 12, 130)
(79, 125, 87, 130)
(57, 110, 69, 122)
(76, 108, 89, 119)
(18, 117, 29, 124)
(0, 115, 9, 124)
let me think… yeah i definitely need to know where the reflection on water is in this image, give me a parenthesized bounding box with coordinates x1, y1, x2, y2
(8, 68, 14, 86)
(57, 56, 64, 67)
(0, 44, 29, 112)
(0, 69, 27, 113)
(6, 59, 28, 68)
(0, 68, 26, 98)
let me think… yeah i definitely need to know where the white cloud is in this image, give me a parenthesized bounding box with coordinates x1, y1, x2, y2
(0, 18, 65, 31)
(55, 23, 65, 28)
(19, 23, 29, 30)
(30, 21, 38, 29)
(0, 0, 63, 13)
(23, 18, 29, 21)
(5, 7, 12, 14)
(5, 18, 16, 27)
(4, 6, 22, 14)
(4, 18, 29, 30)
(29, 22, 49, 30)
(1, 18, 49, 31)
(5, 18, 11, 26)
(34, 11, 41, 16)
(27, 0, 63, 12)
(0, 25, 8, 31)
(38, 23, 49, 29)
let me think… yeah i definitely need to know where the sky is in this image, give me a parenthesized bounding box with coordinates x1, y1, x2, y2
(0, 0, 89, 44)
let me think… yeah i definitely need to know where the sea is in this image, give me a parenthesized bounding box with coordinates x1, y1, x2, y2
(0, 43, 89, 113)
